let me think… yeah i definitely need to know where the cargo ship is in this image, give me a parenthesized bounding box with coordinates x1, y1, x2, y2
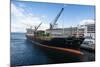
(25, 8, 85, 56)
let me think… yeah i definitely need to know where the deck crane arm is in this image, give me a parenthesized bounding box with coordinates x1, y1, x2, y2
(50, 8, 64, 29)
(34, 22, 42, 32)
(22, 22, 42, 32)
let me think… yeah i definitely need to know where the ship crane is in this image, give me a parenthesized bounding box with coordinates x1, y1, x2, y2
(22, 22, 42, 32)
(22, 22, 42, 35)
(34, 22, 42, 32)
(50, 8, 64, 29)
(33, 22, 42, 38)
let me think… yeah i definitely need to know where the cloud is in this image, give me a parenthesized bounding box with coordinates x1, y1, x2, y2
(79, 19, 95, 25)
(11, 3, 24, 17)
(11, 2, 49, 32)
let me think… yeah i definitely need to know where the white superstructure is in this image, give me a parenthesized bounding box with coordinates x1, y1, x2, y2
(80, 20, 95, 50)
(26, 28, 34, 36)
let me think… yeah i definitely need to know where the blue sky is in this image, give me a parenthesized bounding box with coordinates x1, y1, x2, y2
(11, 0, 95, 32)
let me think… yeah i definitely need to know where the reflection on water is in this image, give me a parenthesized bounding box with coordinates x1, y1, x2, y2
(11, 33, 95, 66)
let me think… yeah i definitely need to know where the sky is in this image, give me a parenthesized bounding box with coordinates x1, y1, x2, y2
(11, 0, 95, 32)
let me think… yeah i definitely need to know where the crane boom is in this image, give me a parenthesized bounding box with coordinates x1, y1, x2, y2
(50, 8, 64, 29)
(34, 22, 42, 32)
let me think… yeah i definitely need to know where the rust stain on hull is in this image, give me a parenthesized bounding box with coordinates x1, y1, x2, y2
(37, 43, 84, 56)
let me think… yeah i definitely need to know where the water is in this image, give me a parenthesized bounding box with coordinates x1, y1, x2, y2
(11, 32, 95, 66)
(11, 33, 52, 66)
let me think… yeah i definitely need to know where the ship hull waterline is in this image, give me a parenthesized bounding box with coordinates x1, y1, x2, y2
(26, 35, 84, 56)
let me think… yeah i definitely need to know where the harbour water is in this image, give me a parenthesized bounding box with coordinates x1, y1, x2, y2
(11, 33, 95, 66)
